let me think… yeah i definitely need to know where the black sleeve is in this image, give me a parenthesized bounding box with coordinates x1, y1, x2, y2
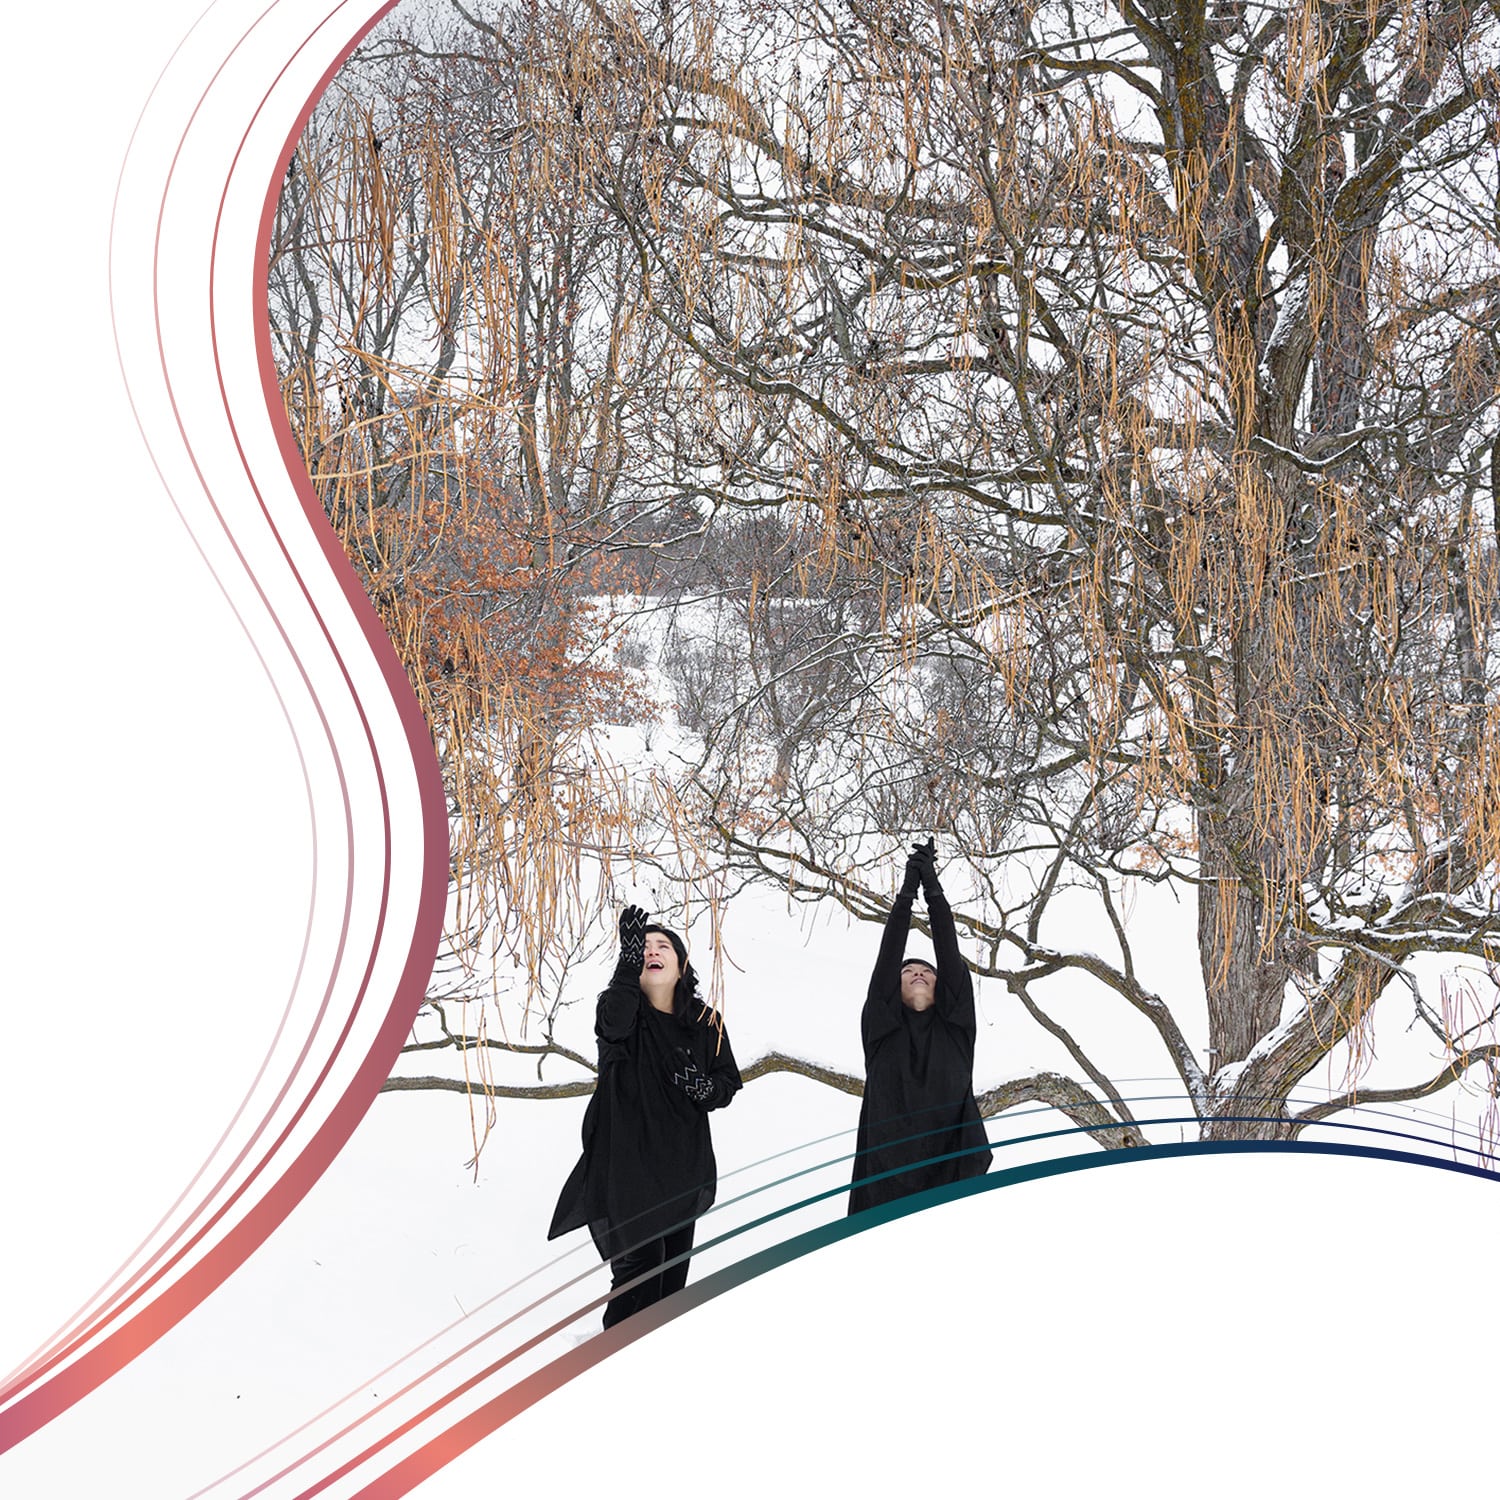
(861, 891, 914, 1054)
(596, 959, 642, 1044)
(701, 1016, 742, 1111)
(926, 885, 976, 1039)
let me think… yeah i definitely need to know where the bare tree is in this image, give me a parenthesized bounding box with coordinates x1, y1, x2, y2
(274, 0, 1500, 1157)
(267, 4, 679, 1161)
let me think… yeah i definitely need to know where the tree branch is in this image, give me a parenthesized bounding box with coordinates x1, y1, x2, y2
(380, 1075, 594, 1099)
(1292, 1044, 1500, 1125)
(1232, 844, 1485, 1109)
(976, 1071, 1148, 1151)
(380, 1053, 1150, 1161)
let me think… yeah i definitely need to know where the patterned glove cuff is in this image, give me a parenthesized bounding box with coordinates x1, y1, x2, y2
(669, 1049, 716, 1105)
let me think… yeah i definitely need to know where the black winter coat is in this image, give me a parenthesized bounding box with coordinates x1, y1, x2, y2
(848, 885, 992, 1215)
(549, 961, 741, 1260)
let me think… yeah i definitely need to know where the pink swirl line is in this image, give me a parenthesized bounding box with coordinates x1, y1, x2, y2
(4, 0, 349, 1396)
(0, 0, 443, 1453)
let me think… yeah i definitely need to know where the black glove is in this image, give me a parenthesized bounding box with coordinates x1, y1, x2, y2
(911, 838, 939, 895)
(618, 904, 649, 971)
(902, 839, 937, 897)
(668, 1044, 718, 1106)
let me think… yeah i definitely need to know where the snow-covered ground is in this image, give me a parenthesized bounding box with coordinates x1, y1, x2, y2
(6, 1074, 1497, 1498)
(4, 850, 1495, 1496)
(4, 5, 1498, 1498)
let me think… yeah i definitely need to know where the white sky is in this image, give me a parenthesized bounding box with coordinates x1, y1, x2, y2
(2, 2, 1497, 1496)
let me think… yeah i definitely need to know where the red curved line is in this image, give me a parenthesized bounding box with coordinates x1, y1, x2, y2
(186, 1237, 600, 1496)
(295, 1131, 1500, 1497)
(0, 0, 319, 1398)
(1, 0, 336, 1400)
(211, 1094, 867, 1488)
(1, 0, 365, 1405)
(205, 1242, 607, 1496)
(0, 0, 441, 1450)
(195, 1090, 869, 1489)
(292, 1290, 616, 1500)
(197, 1069, 891, 1488)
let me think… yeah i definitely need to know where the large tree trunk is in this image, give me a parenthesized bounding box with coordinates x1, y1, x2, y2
(1197, 800, 1305, 1142)
(1197, 823, 1294, 1072)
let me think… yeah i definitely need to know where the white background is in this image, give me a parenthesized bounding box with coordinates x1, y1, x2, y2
(1, 3, 1497, 1497)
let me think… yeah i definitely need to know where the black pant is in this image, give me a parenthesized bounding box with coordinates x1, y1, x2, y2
(603, 1222, 696, 1329)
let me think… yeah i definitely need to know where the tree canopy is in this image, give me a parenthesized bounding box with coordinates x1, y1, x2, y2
(269, 0, 1500, 1159)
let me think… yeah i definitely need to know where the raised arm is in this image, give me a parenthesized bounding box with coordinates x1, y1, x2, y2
(597, 904, 648, 1042)
(867, 890, 915, 1003)
(919, 848, 976, 1033)
(861, 851, 924, 1051)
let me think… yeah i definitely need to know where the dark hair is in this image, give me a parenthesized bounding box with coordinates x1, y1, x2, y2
(900, 957, 937, 976)
(643, 923, 705, 1022)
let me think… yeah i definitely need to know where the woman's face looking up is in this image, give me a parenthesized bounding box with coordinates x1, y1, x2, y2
(641, 932, 682, 989)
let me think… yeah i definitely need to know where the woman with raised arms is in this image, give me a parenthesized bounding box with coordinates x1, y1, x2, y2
(550, 905, 741, 1327)
(849, 840, 992, 1215)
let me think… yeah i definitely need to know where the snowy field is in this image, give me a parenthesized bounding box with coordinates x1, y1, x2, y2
(5, 1049, 1497, 1497)
(4, 3, 1499, 1498)
(4, 854, 1496, 1496)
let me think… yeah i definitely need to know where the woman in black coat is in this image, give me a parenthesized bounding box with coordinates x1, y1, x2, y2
(849, 841, 992, 1215)
(549, 905, 741, 1327)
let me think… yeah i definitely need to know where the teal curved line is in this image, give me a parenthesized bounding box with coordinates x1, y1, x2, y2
(256, 1098, 1494, 1495)
(701, 1100, 1495, 1252)
(301, 1103, 1497, 1495)
(341, 1135, 1497, 1499)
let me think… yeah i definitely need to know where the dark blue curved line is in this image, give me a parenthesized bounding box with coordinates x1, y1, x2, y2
(709, 1080, 1493, 1198)
(552, 1080, 1496, 1270)
(726, 1100, 1495, 1251)
(270, 1098, 1497, 1493)
(347, 1136, 1498, 1499)
(595, 1101, 1497, 1328)
(598, 1081, 1496, 1277)
(846, 1085, 1496, 1179)
(837, 1134, 1500, 1232)
(682, 1110, 1496, 1282)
